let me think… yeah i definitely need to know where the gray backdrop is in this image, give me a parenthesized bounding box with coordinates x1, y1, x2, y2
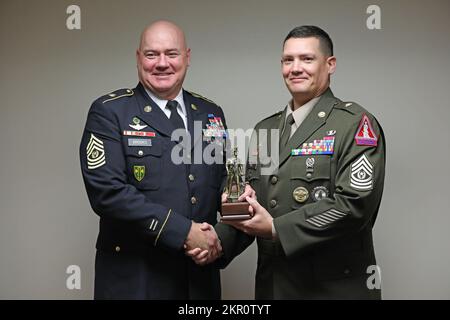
(1, 0, 449, 299)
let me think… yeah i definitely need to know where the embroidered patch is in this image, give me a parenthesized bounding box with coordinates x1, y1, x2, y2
(306, 208, 348, 228)
(350, 154, 373, 191)
(123, 130, 156, 137)
(133, 165, 145, 182)
(355, 114, 378, 146)
(291, 136, 334, 156)
(86, 133, 106, 169)
(149, 219, 159, 231)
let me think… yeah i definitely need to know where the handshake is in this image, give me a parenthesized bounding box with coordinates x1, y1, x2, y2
(184, 221, 223, 266)
(184, 185, 265, 266)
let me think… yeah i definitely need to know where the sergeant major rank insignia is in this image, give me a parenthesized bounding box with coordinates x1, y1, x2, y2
(133, 165, 145, 182)
(86, 133, 106, 169)
(350, 154, 373, 191)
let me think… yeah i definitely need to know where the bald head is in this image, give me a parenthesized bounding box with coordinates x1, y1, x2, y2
(139, 20, 187, 52)
(136, 20, 191, 100)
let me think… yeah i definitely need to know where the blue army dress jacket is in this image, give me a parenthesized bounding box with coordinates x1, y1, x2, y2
(80, 83, 227, 299)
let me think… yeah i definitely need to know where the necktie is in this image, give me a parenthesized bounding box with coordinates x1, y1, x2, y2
(280, 113, 295, 148)
(166, 100, 185, 130)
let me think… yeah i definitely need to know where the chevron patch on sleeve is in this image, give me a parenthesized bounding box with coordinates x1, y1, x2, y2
(306, 209, 348, 228)
(86, 133, 106, 169)
(350, 154, 373, 191)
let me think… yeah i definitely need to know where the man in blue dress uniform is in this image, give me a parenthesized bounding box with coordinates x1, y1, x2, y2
(79, 20, 225, 299)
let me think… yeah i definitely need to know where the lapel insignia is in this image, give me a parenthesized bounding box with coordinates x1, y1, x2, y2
(123, 130, 156, 137)
(86, 133, 106, 169)
(191, 103, 198, 111)
(133, 165, 145, 182)
(355, 114, 378, 146)
(350, 154, 373, 191)
(291, 136, 335, 156)
(144, 105, 152, 113)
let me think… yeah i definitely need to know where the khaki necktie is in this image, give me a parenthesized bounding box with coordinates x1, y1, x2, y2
(280, 113, 295, 148)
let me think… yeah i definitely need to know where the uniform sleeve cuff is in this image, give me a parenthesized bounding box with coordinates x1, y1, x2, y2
(272, 220, 278, 240)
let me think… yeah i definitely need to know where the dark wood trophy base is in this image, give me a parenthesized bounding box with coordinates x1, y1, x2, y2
(221, 201, 252, 221)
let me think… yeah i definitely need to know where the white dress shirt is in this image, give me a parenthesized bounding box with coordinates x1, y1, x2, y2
(145, 88, 188, 130)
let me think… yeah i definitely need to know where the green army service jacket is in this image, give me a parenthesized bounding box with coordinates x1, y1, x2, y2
(216, 88, 385, 299)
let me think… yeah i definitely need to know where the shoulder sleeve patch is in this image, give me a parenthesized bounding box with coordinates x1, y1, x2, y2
(102, 88, 134, 104)
(354, 114, 378, 146)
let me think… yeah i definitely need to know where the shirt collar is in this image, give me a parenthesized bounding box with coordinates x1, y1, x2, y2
(286, 96, 321, 127)
(144, 88, 187, 117)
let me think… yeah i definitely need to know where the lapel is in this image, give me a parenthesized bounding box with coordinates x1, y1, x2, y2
(278, 88, 339, 167)
(183, 90, 208, 150)
(134, 83, 173, 137)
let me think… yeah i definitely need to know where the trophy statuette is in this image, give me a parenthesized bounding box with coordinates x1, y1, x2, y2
(221, 147, 252, 221)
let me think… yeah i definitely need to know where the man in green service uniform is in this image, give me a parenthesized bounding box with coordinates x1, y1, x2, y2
(189, 25, 386, 299)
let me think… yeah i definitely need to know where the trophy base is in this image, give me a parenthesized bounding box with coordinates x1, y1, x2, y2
(221, 201, 252, 221)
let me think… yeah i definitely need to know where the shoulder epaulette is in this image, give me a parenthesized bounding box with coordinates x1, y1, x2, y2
(334, 101, 365, 116)
(186, 90, 216, 105)
(261, 110, 283, 122)
(255, 110, 283, 127)
(102, 88, 134, 104)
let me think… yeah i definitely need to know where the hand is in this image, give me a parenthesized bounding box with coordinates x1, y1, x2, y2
(222, 184, 256, 204)
(222, 196, 273, 239)
(238, 184, 256, 202)
(185, 223, 222, 265)
(221, 192, 228, 203)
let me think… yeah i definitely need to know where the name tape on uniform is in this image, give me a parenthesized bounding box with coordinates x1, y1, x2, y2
(128, 138, 152, 147)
